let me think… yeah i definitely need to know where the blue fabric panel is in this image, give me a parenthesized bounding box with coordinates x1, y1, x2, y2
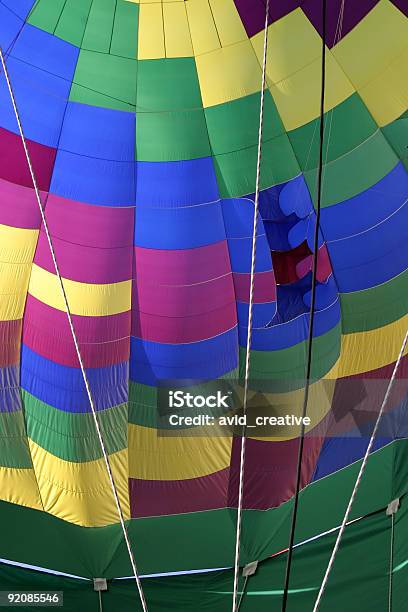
(11, 23, 79, 80)
(0, 366, 21, 413)
(327, 197, 408, 291)
(0, 3, 24, 51)
(278, 174, 313, 219)
(313, 436, 390, 481)
(276, 279, 310, 323)
(0, 57, 70, 147)
(288, 215, 324, 250)
(236, 301, 277, 329)
(320, 163, 408, 241)
(227, 235, 272, 273)
(20, 345, 128, 412)
(264, 216, 299, 251)
(129, 328, 238, 385)
(238, 297, 340, 350)
(60, 102, 135, 161)
(134, 201, 226, 249)
(222, 198, 273, 273)
(313, 394, 408, 481)
(50, 150, 135, 206)
(135, 158, 219, 207)
(1, 0, 35, 20)
(221, 198, 264, 240)
(303, 275, 338, 310)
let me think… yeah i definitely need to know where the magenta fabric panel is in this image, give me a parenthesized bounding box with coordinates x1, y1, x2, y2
(23, 295, 131, 368)
(129, 469, 230, 517)
(44, 193, 135, 249)
(296, 244, 331, 283)
(0, 320, 22, 367)
(0, 127, 56, 191)
(0, 178, 44, 229)
(34, 230, 133, 284)
(132, 302, 237, 344)
(133, 242, 231, 286)
(228, 435, 324, 509)
(132, 274, 235, 318)
(132, 241, 237, 343)
(233, 271, 277, 303)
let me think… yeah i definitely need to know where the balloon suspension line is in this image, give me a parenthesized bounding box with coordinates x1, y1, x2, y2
(232, 0, 270, 610)
(281, 0, 327, 609)
(0, 47, 149, 612)
(313, 329, 408, 611)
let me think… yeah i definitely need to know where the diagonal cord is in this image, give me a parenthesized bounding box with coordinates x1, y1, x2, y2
(0, 46, 149, 612)
(231, 0, 270, 610)
(281, 1, 327, 610)
(313, 329, 408, 611)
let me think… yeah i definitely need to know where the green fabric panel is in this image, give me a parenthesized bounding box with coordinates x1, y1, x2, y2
(214, 133, 300, 198)
(136, 110, 211, 161)
(234, 511, 391, 612)
(288, 93, 378, 172)
(81, 0, 116, 54)
(136, 59, 202, 112)
(27, 0, 66, 33)
(0, 438, 402, 579)
(392, 494, 408, 611)
(340, 268, 408, 333)
(0, 509, 399, 611)
(70, 50, 137, 111)
(0, 411, 32, 469)
(240, 324, 341, 391)
(204, 90, 284, 156)
(22, 391, 127, 462)
(304, 130, 399, 207)
(111, 0, 139, 59)
(54, 0, 93, 47)
(382, 112, 408, 169)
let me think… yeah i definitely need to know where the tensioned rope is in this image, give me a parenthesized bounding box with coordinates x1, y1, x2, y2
(232, 0, 270, 610)
(313, 329, 408, 611)
(281, 0, 327, 609)
(0, 46, 149, 612)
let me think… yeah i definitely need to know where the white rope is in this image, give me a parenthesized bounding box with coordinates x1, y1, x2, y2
(0, 47, 149, 612)
(231, 2, 270, 610)
(313, 329, 408, 611)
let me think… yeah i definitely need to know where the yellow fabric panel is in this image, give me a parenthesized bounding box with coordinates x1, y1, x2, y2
(251, 8, 322, 85)
(246, 378, 336, 442)
(0, 224, 38, 321)
(163, 2, 193, 58)
(29, 441, 130, 527)
(0, 467, 42, 510)
(138, 3, 165, 60)
(0, 224, 38, 261)
(185, 0, 221, 56)
(209, 0, 247, 47)
(28, 264, 132, 317)
(358, 45, 408, 126)
(332, 0, 408, 91)
(268, 50, 355, 131)
(196, 40, 262, 107)
(326, 314, 408, 380)
(128, 423, 232, 480)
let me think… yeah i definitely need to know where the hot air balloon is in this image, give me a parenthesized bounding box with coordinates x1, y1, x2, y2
(0, 0, 408, 610)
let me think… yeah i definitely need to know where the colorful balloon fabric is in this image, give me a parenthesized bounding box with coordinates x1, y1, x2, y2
(1, 1, 408, 610)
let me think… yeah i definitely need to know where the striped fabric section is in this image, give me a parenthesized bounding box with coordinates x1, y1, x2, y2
(0, 0, 406, 526)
